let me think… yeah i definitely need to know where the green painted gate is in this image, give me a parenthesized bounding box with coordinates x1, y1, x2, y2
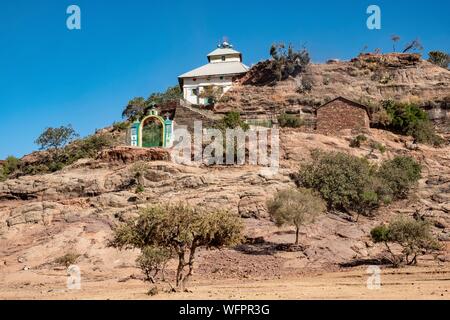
(141, 119, 163, 148)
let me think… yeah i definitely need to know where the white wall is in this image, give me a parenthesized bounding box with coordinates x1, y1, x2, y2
(209, 54, 241, 63)
(182, 75, 234, 105)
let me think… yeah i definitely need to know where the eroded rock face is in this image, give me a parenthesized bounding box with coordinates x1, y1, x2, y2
(216, 54, 450, 129)
(0, 128, 449, 276)
(97, 146, 171, 164)
(238, 193, 269, 219)
(6, 202, 63, 226)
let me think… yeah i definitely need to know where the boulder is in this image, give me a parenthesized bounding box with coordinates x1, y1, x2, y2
(238, 194, 268, 218)
(6, 201, 63, 226)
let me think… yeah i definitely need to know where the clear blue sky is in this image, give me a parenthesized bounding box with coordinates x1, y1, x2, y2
(1, 0, 449, 159)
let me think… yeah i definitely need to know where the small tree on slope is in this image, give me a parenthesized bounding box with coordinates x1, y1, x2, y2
(267, 188, 326, 245)
(110, 203, 243, 292)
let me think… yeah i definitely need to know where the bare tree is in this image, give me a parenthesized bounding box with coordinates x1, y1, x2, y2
(391, 35, 401, 52)
(403, 38, 423, 53)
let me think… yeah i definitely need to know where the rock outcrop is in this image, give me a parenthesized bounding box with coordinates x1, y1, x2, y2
(96, 146, 171, 163)
(0, 128, 448, 274)
(215, 54, 450, 129)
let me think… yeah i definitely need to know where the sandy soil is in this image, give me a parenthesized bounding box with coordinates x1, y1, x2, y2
(1, 263, 449, 300)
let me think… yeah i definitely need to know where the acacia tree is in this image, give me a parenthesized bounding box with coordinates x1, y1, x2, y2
(110, 203, 243, 292)
(371, 216, 441, 267)
(122, 97, 147, 121)
(35, 125, 79, 154)
(267, 188, 326, 245)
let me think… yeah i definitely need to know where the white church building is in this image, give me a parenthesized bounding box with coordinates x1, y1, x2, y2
(178, 42, 249, 105)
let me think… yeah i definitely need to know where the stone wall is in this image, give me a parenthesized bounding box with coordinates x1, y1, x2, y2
(173, 104, 216, 132)
(316, 98, 370, 134)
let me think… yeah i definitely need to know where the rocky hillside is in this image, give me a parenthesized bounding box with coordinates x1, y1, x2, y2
(0, 53, 449, 298)
(215, 53, 450, 129)
(0, 128, 449, 299)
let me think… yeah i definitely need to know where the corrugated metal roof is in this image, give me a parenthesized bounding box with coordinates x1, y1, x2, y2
(207, 48, 241, 57)
(179, 61, 249, 78)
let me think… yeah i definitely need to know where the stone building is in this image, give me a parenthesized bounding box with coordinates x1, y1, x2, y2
(316, 97, 370, 134)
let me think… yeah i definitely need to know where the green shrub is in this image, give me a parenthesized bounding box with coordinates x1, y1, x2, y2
(278, 113, 304, 128)
(19, 133, 116, 177)
(407, 120, 445, 147)
(54, 252, 81, 267)
(136, 246, 172, 284)
(267, 188, 326, 244)
(53, 133, 115, 169)
(349, 135, 368, 148)
(370, 141, 386, 154)
(370, 225, 390, 243)
(371, 216, 441, 266)
(113, 121, 129, 132)
(216, 111, 250, 131)
(130, 161, 149, 189)
(0, 156, 21, 181)
(3, 156, 20, 175)
(383, 100, 427, 131)
(198, 86, 223, 106)
(297, 150, 376, 214)
(296, 151, 421, 216)
(21, 164, 50, 176)
(0, 166, 6, 182)
(122, 85, 182, 120)
(377, 156, 422, 199)
(300, 76, 314, 92)
(135, 185, 145, 194)
(428, 51, 449, 69)
(47, 161, 66, 173)
(269, 43, 310, 82)
(70, 134, 115, 160)
(381, 100, 443, 146)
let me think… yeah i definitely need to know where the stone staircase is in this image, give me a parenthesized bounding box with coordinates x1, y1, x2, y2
(173, 100, 221, 131)
(179, 100, 222, 121)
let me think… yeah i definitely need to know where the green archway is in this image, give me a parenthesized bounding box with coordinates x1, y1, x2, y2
(129, 108, 173, 148)
(140, 116, 165, 148)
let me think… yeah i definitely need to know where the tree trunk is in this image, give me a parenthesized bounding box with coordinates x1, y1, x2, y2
(181, 245, 197, 291)
(175, 248, 186, 290)
(384, 242, 400, 267)
(295, 227, 299, 245)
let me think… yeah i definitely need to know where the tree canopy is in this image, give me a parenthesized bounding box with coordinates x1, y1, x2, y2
(110, 203, 243, 291)
(35, 125, 79, 151)
(122, 85, 182, 120)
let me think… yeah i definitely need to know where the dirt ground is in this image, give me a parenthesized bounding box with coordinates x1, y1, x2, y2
(1, 263, 449, 300)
